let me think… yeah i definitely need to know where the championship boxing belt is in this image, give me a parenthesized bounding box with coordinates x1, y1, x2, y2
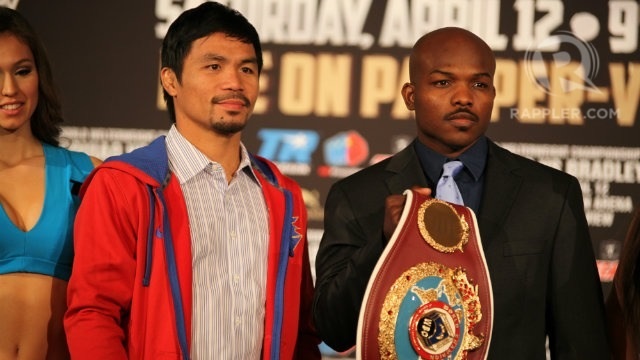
(356, 189, 493, 360)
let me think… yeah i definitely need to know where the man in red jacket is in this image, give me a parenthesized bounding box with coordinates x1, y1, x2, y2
(64, 2, 320, 359)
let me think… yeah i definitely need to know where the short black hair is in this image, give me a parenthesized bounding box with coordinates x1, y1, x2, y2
(161, 2, 262, 123)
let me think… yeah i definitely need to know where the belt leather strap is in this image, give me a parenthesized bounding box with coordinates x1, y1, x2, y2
(357, 189, 493, 360)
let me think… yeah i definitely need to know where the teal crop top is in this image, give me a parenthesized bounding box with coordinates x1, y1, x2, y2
(0, 143, 93, 280)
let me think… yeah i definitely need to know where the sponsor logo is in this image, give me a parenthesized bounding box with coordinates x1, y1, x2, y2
(257, 129, 319, 176)
(323, 130, 369, 167)
(317, 130, 369, 178)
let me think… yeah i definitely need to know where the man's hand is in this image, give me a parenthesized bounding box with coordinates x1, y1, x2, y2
(382, 187, 431, 241)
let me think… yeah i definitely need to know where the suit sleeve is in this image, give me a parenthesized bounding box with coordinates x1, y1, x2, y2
(312, 183, 386, 352)
(547, 178, 611, 359)
(64, 169, 141, 360)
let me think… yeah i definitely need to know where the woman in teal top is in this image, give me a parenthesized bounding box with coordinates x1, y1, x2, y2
(0, 7, 101, 359)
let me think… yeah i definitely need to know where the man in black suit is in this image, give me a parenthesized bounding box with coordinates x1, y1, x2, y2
(313, 27, 610, 359)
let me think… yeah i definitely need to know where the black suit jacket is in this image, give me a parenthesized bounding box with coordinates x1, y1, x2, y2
(313, 139, 610, 359)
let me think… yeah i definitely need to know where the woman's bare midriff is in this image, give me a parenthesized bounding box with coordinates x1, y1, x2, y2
(0, 273, 69, 360)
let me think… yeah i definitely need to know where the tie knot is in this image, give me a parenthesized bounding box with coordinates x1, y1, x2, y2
(442, 160, 464, 177)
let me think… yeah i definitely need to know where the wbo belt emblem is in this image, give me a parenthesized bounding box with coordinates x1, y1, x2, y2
(379, 262, 484, 360)
(356, 191, 493, 360)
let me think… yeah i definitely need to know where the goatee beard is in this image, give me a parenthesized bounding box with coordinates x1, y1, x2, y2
(212, 121, 245, 136)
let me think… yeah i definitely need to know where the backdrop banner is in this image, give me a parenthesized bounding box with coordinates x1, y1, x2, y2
(15, 0, 639, 297)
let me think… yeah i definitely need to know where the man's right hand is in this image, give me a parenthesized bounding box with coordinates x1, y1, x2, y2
(382, 187, 432, 241)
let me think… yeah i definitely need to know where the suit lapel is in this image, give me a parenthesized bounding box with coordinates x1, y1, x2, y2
(477, 142, 523, 249)
(384, 141, 429, 195)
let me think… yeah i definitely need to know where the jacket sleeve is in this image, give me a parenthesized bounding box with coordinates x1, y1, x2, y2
(283, 177, 321, 359)
(295, 234, 322, 360)
(64, 168, 142, 360)
(547, 178, 611, 359)
(312, 183, 386, 352)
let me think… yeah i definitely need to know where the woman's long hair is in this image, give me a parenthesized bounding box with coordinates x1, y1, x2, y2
(0, 7, 63, 146)
(618, 206, 640, 348)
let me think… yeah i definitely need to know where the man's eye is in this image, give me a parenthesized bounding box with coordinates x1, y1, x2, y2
(208, 64, 221, 70)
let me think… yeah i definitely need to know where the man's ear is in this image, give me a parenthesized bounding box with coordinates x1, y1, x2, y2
(401, 82, 415, 111)
(160, 67, 178, 96)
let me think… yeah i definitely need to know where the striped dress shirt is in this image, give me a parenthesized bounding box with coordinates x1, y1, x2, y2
(166, 126, 269, 359)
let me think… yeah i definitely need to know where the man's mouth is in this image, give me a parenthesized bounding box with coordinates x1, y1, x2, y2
(446, 110, 477, 122)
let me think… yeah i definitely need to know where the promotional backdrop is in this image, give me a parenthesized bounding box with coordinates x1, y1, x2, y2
(12, 0, 640, 296)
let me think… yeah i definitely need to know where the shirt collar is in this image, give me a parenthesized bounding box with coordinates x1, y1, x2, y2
(414, 136, 488, 183)
(166, 125, 260, 185)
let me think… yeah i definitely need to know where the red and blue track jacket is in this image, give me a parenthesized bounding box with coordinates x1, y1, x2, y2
(64, 136, 320, 359)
